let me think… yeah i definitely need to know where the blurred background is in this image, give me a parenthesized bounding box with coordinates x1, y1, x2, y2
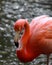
(0, 0, 52, 65)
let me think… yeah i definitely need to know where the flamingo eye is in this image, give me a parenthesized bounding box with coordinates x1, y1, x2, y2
(19, 28, 24, 38)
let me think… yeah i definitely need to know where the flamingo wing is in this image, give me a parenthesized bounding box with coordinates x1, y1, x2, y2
(29, 16, 52, 54)
(35, 18, 52, 54)
(38, 19, 52, 54)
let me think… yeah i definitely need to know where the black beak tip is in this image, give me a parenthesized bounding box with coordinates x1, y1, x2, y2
(14, 41, 19, 48)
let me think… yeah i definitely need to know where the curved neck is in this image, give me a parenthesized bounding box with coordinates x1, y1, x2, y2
(20, 21, 30, 46)
(17, 20, 40, 62)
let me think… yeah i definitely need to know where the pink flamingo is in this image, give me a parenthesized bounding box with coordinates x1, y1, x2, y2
(14, 15, 52, 65)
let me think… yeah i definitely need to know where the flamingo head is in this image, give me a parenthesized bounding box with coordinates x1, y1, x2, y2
(14, 19, 27, 47)
(14, 19, 27, 31)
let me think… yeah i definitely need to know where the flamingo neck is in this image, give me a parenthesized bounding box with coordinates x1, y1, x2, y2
(17, 22, 34, 62)
(17, 20, 40, 62)
(20, 21, 30, 45)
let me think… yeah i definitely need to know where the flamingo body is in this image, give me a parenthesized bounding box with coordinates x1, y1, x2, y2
(14, 15, 52, 63)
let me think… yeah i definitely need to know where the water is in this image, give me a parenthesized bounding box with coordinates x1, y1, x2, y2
(0, 0, 52, 65)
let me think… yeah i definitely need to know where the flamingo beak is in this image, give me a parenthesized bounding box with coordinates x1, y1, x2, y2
(14, 27, 24, 48)
(14, 31, 20, 48)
